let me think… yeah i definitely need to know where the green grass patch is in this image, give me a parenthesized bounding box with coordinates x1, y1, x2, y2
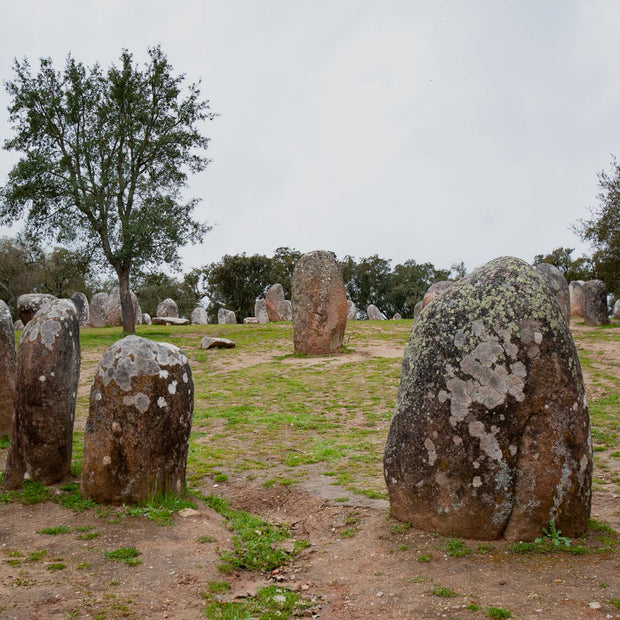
(486, 607, 513, 619)
(37, 525, 71, 536)
(0, 480, 50, 505)
(432, 586, 458, 598)
(103, 547, 141, 566)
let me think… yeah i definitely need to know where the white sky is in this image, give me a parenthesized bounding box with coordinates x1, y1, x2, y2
(1, 0, 619, 274)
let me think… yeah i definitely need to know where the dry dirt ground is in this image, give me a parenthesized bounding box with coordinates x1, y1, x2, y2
(0, 322, 619, 620)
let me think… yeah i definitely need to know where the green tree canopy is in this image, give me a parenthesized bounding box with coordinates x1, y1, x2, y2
(0, 46, 215, 332)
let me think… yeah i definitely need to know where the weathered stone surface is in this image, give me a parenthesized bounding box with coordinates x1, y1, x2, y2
(582, 280, 609, 326)
(13, 320, 24, 331)
(200, 336, 236, 349)
(3, 300, 80, 488)
(535, 263, 570, 321)
(413, 301, 423, 320)
(392, 313, 402, 320)
(103, 287, 141, 327)
(218, 308, 237, 325)
(614, 299, 620, 320)
(81, 336, 193, 504)
(142, 313, 152, 325)
(17, 293, 57, 326)
(255, 299, 268, 324)
(191, 307, 209, 325)
(347, 299, 357, 320)
(569, 281, 585, 317)
(367, 304, 385, 320)
(266, 284, 291, 321)
(244, 317, 259, 324)
(291, 250, 348, 356)
(70, 292, 91, 326)
(152, 316, 190, 326)
(89, 293, 108, 328)
(0, 300, 16, 436)
(421, 281, 453, 309)
(156, 298, 179, 318)
(384, 256, 592, 541)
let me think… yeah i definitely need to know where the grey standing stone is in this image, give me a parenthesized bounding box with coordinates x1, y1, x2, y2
(347, 299, 357, 320)
(13, 320, 24, 331)
(3, 300, 80, 489)
(535, 264, 570, 322)
(17, 293, 57, 326)
(582, 280, 609, 326)
(413, 301, 423, 320)
(255, 299, 269, 324)
(156, 298, 179, 318)
(0, 300, 16, 436)
(218, 308, 237, 325)
(71, 292, 91, 327)
(90, 292, 108, 328)
(142, 313, 152, 325)
(569, 281, 585, 317)
(81, 336, 193, 504)
(613, 299, 620, 320)
(291, 250, 348, 356)
(392, 313, 402, 320)
(191, 307, 209, 325)
(384, 256, 592, 541)
(367, 304, 385, 320)
(421, 281, 453, 309)
(103, 287, 141, 327)
(265, 284, 291, 321)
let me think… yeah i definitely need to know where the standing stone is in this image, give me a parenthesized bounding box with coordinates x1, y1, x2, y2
(569, 281, 585, 317)
(392, 313, 402, 320)
(255, 299, 269, 324)
(613, 299, 620, 320)
(535, 264, 570, 322)
(3, 300, 80, 489)
(90, 292, 108, 328)
(291, 250, 348, 356)
(142, 313, 152, 325)
(13, 320, 24, 331)
(367, 304, 385, 320)
(81, 336, 193, 503)
(71, 292, 91, 327)
(152, 317, 189, 326)
(17, 293, 57, 326)
(384, 257, 592, 541)
(266, 284, 291, 321)
(191, 307, 209, 325)
(347, 299, 357, 320)
(103, 287, 141, 327)
(413, 301, 423, 319)
(156, 298, 179, 318)
(421, 281, 453, 309)
(582, 280, 609, 326)
(0, 301, 16, 436)
(218, 308, 237, 324)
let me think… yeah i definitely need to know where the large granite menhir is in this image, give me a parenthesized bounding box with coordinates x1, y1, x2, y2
(291, 250, 347, 355)
(0, 300, 16, 436)
(384, 257, 592, 541)
(17, 293, 57, 326)
(3, 299, 80, 489)
(582, 280, 609, 327)
(265, 284, 292, 321)
(81, 336, 194, 503)
(535, 263, 570, 321)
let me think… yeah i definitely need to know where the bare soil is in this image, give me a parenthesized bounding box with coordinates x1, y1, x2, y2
(1, 322, 619, 619)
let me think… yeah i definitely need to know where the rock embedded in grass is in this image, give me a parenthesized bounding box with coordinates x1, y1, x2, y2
(81, 335, 193, 503)
(291, 250, 348, 356)
(0, 300, 16, 435)
(384, 256, 592, 541)
(191, 307, 209, 325)
(582, 280, 609, 326)
(3, 299, 80, 488)
(218, 308, 237, 324)
(366, 304, 385, 320)
(255, 298, 269, 323)
(569, 280, 585, 317)
(89, 292, 108, 328)
(201, 336, 236, 349)
(156, 298, 179, 318)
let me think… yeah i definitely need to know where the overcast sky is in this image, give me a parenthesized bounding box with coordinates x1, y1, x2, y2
(1, 1, 619, 274)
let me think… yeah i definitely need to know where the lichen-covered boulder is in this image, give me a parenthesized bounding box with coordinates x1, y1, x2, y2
(384, 257, 592, 541)
(291, 250, 347, 356)
(255, 299, 268, 323)
(266, 284, 291, 321)
(218, 308, 237, 325)
(71, 291, 91, 327)
(535, 264, 570, 322)
(17, 293, 57, 326)
(103, 287, 141, 327)
(156, 298, 179, 318)
(569, 281, 585, 317)
(81, 336, 193, 504)
(0, 300, 16, 436)
(3, 300, 80, 489)
(421, 281, 453, 309)
(613, 299, 620, 320)
(367, 304, 385, 320)
(191, 307, 208, 325)
(347, 299, 357, 320)
(89, 292, 108, 328)
(582, 280, 609, 326)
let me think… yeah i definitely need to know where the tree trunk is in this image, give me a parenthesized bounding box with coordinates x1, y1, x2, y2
(117, 267, 136, 335)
